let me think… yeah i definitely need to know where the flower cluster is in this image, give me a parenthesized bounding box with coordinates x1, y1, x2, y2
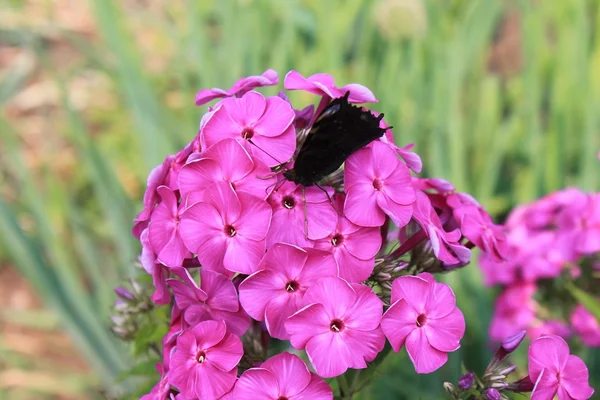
(480, 188, 600, 345)
(132, 69, 510, 399)
(446, 331, 594, 400)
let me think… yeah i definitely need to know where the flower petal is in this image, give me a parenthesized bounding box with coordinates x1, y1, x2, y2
(381, 299, 418, 352)
(262, 353, 311, 397)
(306, 332, 352, 378)
(233, 368, 280, 400)
(405, 328, 448, 374)
(286, 304, 331, 349)
(424, 307, 465, 352)
(560, 355, 594, 399)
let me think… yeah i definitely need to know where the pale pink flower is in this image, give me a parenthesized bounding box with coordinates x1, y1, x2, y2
(195, 69, 279, 106)
(344, 141, 416, 227)
(411, 191, 471, 265)
(178, 138, 275, 204)
(201, 91, 296, 166)
(266, 181, 337, 247)
(233, 352, 333, 400)
(284, 70, 377, 103)
(285, 277, 385, 378)
(570, 304, 600, 347)
(238, 243, 337, 339)
(179, 181, 272, 275)
(314, 195, 382, 282)
(169, 320, 243, 400)
(148, 186, 191, 268)
(381, 272, 465, 374)
(168, 267, 250, 336)
(528, 335, 594, 400)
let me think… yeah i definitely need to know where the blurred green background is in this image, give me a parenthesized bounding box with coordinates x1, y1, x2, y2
(1, 0, 599, 398)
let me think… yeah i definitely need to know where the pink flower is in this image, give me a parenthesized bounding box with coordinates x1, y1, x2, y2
(570, 304, 600, 347)
(148, 186, 191, 268)
(489, 283, 537, 342)
(140, 228, 171, 305)
(381, 272, 465, 374)
(266, 181, 337, 247)
(195, 69, 279, 106)
(411, 191, 471, 265)
(169, 320, 243, 400)
(447, 193, 509, 263)
(238, 243, 337, 339)
(344, 141, 416, 227)
(179, 181, 272, 275)
(314, 195, 382, 282)
(201, 91, 296, 167)
(178, 138, 275, 204)
(168, 268, 250, 336)
(233, 352, 333, 400)
(141, 363, 173, 400)
(284, 70, 377, 103)
(557, 193, 600, 255)
(528, 335, 594, 400)
(285, 277, 385, 378)
(528, 320, 571, 341)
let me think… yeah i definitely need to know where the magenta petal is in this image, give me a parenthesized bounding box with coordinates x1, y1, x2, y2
(344, 327, 385, 365)
(306, 332, 353, 378)
(235, 192, 272, 240)
(304, 199, 338, 240)
(344, 185, 386, 227)
(200, 269, 239, 312)
(262, 353, 311, 397)
(425, 280, 458, 319)
(286, 304, 331, 349)
(335, 250, 374, 283)
(300, 248, 338, 283)
(302, 277, 355, 318)
(381, 299, 418, 352)
(206, 332, 243, 372)
(204, 181, 241, 223)
(377, 195, 413, 228)
(343, 285, 383, 331)
(405, 329, 448, 374)
(233, 368, 280, 400)
(560, 355, 594, 399)
(179, 202, 223, 253)
(202, 102, 243, 147)
(192, 320, 227, 349)
(390, 275, 429, 312)
(265, 293, 299, 340)
(226, 91, 266, 127)
(239, 270, 286, 320)
(340, 83, 377, 103)
(531, 368, 559, 400)
(253, 96, 295, 137)
(157, 231, 189, 268)
(203, 138, 254, 182)
(196, 364, 238, 400)
(263, 243, 309, 279)
(381, 163, 416, 205)
(529, 336, 570, 380)
(247, 126, 296, 166)
(178, 158, 222, 200)
(294, 373, 333, 400)
(424, 308, 465, 352)
(344, 147, 376, 185)
(223, 235, 265, 274)
(210, 307, 250, 337)
(342, 224, 382, 260)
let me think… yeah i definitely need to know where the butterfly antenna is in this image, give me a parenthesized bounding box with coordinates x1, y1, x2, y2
(264, 176, 286, 196)
(247, 139, 285, 165)
(302, 186, 309, 240)
(315, 183, 343, 216)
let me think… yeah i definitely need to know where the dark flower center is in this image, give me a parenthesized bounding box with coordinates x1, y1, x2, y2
(242, 127, 254, 139)
(330, 319, 345, 332)
(283, 196, 295, 209)
(285, 280, 299, 292)
(416, 314, 427, 327)
(331, 233, 344, 247)
(197, 350, 206, 363)
(372, 178, 383, 191)
(277, 397, 289, 400)
(225, 224, 237, 237)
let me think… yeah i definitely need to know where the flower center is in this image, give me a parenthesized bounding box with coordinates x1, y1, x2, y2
(225, 224, 237, 237)
(372, 178, 383, 191)
(277, 397, 289, 400)
(283, 196, 295, 209)
(416, 313, 427, 327)
(330, 319, 345, 332)
(242, 127, 254, 139)
(285, 280, 299, 292)
(197, 350, 207, 363)
(331, 233, 344, 247)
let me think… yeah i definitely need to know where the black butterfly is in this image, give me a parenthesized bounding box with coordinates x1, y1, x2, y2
(283, 92, 388, 187)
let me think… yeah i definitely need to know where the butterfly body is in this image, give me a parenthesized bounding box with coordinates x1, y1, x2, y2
(283, 92, 388, 187)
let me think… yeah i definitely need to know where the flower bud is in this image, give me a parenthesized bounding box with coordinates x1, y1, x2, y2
(485, 388, 501, 400)
(443, 382, 455, 394)
(458, 372, 474, 390)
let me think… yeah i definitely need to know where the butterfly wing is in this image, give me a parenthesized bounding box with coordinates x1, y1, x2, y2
(290, 93, 387, 186)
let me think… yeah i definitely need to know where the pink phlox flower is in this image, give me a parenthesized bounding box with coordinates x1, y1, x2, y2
(201, 91, 296, 167)
(148, 186, 192, 268)
(168, 267, 250, 336)
(277, 90, 315, 131)
(381, 272, 465, 374)
(557, 192, 600, 255)
(233, 352, 333, 400)
(195, 69, 279, 106)
(478, 254, 519, 286)
(376, 116, 422, 173)
(344, 140, 416, 227)
(178, 138, 275, 205)
(570, 304, 600, 347)
(285, 277, 385, 378)
(489, 283, 537, 342)
(412, 177, 455, 195)
(163, 305, 187, 368)
(284, 70, 377, 103)
(168, 320, 243, 400)
(447, 193, 509, 263)
(528, 335, 594, 400)
(239, 243, 337, 340)
(528, 320, 572, 341)
(141, 363, 173, 400)
(314, 194, 382, 283)
(266, 181, 337, 247)
(411, 191, 471, 265)
(180, 181, 272, 275)
(521, 232, 574, 281)
(140, 228, 171, 305)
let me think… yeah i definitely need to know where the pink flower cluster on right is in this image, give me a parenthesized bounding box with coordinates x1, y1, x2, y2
(480, 188, 600, 346)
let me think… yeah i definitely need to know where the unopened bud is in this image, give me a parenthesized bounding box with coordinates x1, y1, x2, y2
(485, 388, 501, 400)
(443, 382, 455, 393)
(498, 364, 516, 376)
(458, 372, 475, 390)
